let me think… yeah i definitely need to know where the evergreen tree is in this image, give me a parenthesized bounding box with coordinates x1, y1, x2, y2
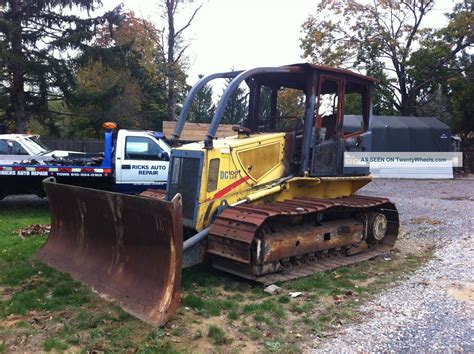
(221, 77, 247, 125)
(0, 0, 122, 132)
(188, 75, 215, 123)
(259, 86, 272, 118)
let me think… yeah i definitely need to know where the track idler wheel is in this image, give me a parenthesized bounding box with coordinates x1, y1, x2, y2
(366, 212, 388, 243)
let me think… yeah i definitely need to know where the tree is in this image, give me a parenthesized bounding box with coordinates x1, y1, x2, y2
(73, 61, 144, 136)
(277, 88, 305, 118)
(300, 0, 473, 116)
(68, 12, 168, 136)
(444, 54, 474, 136)
(221, 77, 247, 125)
(0, 0, 122, 133)
(159, 0, 202, 121)
(188, 75, 215, 123)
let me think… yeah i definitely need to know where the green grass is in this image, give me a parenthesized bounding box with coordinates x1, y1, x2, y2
(287, 267, 365, 295)
(74, 311, 115, 330)
(0, 203, 50, 287)
(0, 201, 92, 318)
(208, 325, 230, 345)
(43, 337, 68, 351)
(181, 263, 223, 290)
(182, 294, 238, 316)
(243, 299, 286, 318)
(264, 340, 282, 352)
(227, 309, 240, 320)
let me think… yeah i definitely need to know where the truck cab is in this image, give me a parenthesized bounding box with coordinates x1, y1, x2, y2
(113, 129, 171, 192)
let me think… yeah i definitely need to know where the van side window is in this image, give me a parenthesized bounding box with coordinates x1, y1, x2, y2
(1, 140, 28, 155)
(12, 141, 28, 155)
(0, 140, 8, 154)
(125, 136, 166, 161)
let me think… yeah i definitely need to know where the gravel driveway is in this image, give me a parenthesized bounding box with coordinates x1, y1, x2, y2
(310, 178, 474, 352)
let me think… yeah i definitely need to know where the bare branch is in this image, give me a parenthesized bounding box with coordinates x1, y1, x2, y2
(175, 3, 202, 39)
(173, 43, 190, 64)
(404, 0, 434, 52)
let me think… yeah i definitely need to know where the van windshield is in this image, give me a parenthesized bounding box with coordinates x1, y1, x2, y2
(23, 137, 51, 155)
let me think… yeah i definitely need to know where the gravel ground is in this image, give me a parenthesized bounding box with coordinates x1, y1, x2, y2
(309, 178, 474, 352)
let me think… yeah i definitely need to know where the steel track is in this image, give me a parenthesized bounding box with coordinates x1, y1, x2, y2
(208, 195, 399, 285)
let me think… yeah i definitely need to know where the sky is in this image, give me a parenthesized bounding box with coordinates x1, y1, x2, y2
(100, 0, 456, 87)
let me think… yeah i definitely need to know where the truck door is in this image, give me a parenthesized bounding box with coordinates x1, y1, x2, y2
(115, 134, 169, 190)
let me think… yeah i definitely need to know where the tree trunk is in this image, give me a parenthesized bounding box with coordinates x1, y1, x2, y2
(166, 0, 176, 122)
(10, 0, 26, 133)
(399, 94, 409, 116)
(400, 91, 419, 116)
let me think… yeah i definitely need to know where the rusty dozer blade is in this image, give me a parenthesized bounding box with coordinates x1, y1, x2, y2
(37, 179, 183, 326)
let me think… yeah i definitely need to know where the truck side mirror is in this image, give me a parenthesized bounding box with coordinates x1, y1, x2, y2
(159, 152, 170, 161)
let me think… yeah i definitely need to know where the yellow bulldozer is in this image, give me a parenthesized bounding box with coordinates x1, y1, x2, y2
(37, 63, 399, 326)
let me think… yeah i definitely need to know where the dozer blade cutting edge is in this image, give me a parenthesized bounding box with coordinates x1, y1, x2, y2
(37, 179, 183, 326)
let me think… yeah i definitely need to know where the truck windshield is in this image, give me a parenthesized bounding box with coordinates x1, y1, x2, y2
(23, 137, 51, 155)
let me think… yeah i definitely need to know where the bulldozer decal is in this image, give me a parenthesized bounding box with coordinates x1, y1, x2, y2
(207, 175, 250, 201)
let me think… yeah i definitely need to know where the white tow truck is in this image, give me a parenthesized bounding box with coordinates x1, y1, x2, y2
(0, 124, 171, 199)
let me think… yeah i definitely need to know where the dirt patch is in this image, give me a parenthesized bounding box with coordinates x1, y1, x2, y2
(392, 239, 435, 258)
(441, 196, 474, 201)
(409, 216, 443, 225)
(181, 313, 255, 352)
(0, 286, 15, 301)
(351, 239, 434, 291)
(447, 283, 474, 308)
(0, 310, 57, 352)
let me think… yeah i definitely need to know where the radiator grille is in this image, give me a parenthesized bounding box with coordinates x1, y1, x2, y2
(168, 156, 201, 222)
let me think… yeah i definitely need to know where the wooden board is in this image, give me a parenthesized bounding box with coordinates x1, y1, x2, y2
(163, 121, 235, 141)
